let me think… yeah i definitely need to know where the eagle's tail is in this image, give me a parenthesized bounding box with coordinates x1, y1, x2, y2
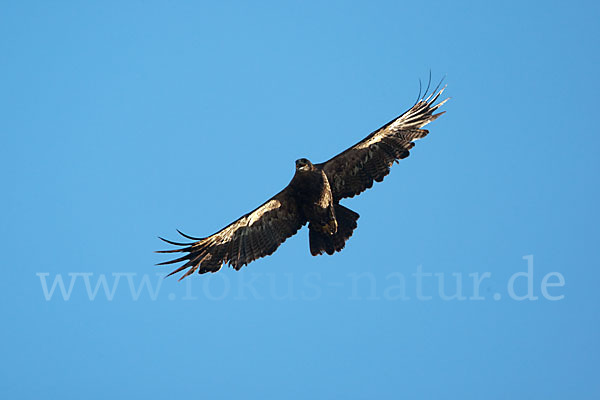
(309, 204, 359, 256)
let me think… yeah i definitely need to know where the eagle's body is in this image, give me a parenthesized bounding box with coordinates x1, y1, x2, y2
(287, 158, 360, 257)
(159, 85, 448, 279)
(290, 159, 337, 237)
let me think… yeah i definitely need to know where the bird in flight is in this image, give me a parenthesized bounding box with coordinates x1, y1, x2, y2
(158, 82, 448, 280)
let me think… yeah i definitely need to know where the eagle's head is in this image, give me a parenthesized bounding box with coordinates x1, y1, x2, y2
(295, 158, 314, 172)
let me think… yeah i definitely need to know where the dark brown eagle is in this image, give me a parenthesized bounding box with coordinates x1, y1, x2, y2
(158, 85, 448, 279)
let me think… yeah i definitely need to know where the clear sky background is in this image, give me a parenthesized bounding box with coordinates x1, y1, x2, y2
(1, 1, 599, 399)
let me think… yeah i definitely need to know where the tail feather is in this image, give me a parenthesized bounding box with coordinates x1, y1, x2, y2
(309, 204, 359, 256)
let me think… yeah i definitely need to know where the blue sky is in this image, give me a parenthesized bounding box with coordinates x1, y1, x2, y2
(1, 1, 599, 399)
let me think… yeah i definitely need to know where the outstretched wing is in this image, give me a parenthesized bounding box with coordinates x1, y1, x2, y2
(157, 187, 306, 279)
(318, 87, 448, 201)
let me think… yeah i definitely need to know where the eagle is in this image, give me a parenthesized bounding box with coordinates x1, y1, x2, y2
(158, 84, 448, 279)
